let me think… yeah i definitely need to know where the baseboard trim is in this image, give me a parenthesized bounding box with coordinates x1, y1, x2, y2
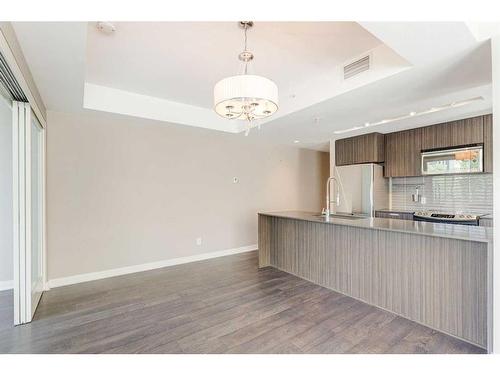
(0, 280, 13, 291)
(47, 244, 257, 289)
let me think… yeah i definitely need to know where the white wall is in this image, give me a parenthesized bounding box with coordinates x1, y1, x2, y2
(46, 110, 329, 280)
(0, 95, 13, 286)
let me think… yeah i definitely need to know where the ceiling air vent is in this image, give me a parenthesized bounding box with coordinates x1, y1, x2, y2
(343, 55, 370, 80)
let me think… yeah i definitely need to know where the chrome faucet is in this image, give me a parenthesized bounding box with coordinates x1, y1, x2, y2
(323, 176, 340, 218)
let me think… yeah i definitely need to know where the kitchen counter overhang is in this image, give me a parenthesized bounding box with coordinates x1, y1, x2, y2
(258, 211, 493, 351)
(259, 211, 492, 243)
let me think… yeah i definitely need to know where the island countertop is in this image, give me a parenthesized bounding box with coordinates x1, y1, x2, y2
(259, 211, 493, 243)
(258, 210, 492, 350)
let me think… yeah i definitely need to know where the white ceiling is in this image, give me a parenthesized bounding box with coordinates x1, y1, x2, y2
(257, 40, 492, 150)
(12, 22, 87, 112)
(11, 21, 494, 151)
(86, 22, 383, 109)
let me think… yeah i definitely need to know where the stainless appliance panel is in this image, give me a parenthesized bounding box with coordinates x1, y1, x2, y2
(421, 146, 483, 175)
(334, 164, 388, 217)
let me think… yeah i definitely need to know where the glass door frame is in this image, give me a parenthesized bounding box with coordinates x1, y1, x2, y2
(12, 101, 46, 324)
(1, 30, 47, 326)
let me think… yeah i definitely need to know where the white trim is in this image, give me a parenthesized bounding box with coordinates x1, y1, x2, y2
(47, 245, 258, 289)
(26, 107, 44, 319)
(1, 27, 48, 324)
(492, 32, 500, 354)
(18, 103, 26, 323)
(0, 280, 14, 291)
(25, 104, 32, 319)
(11, 102, 46, 325)
(12, 102, 20, 325)
(41, 123, 47, 291)
(0, 29, 46, 129)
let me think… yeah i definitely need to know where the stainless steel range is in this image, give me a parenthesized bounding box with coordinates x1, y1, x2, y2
(413, 211, 480, 226)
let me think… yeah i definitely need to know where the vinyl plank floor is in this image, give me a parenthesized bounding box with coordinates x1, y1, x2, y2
(0, 251, 486, 354)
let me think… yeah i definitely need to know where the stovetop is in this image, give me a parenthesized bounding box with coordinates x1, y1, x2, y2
(413, 211, 479, 222)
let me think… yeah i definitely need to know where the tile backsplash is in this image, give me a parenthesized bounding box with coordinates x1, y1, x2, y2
(390, 174, 493, 215)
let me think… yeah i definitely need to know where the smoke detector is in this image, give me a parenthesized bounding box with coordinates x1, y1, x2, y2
(96, 22, 116, 35)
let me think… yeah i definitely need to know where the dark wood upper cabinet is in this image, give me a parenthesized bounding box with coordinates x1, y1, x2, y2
(338, 115, 491, 176)
(335, 133, 385, 166)
(384, 128, 422, 177)
(335, 137, 353, 166)
(421, 116, 484, 150)
(383, 114, 491, 178)
(483, 114, 493, 173)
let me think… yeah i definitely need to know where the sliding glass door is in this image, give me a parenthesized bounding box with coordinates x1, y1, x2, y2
(2, 38, 46, 326)
(12, 102, 45, 324)
(28, 108, 44, 318)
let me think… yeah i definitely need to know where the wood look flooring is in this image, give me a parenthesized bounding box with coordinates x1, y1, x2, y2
(0, 251, 485, 354)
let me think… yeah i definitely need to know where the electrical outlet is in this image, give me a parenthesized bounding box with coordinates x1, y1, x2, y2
(196, 237, 202, 246)
(421, 197, 427, 204)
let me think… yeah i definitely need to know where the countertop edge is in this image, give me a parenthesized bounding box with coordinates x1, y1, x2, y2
(259, 211, 492, 244)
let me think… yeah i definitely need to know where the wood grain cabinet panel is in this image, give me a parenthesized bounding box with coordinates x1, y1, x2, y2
(421, 116, 484, 150)
(335, 138, 353, 166)
(335, 133, 385, 166)
(384, 128, 422, 177)
(259, 215, 489, 349)
(483, 114, 493, 173)
(374, 211, 414, 220)
(340, 115, 490, 177)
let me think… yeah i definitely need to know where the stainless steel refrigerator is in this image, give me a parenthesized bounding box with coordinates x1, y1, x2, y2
(332, 164, 389, 217)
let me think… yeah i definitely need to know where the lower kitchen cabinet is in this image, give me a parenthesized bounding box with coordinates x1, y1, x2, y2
(479, 217, 493, 228)
(375, 210, 414, 220)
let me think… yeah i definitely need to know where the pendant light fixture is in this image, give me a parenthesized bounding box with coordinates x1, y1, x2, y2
(214, 21, 279, 135)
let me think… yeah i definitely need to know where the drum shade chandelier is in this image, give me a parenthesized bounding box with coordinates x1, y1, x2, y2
(213, 22, 279, 134)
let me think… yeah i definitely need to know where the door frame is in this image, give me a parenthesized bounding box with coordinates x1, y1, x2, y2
(12, 102, 47, 324)
(25, 105, 45, 319)
(1, 30, 47, 325)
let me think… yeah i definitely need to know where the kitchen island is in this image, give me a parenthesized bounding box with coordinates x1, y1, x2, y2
(258, 211, 493, 351)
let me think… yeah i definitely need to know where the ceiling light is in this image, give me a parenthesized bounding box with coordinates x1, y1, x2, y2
(294, 140, 300, 144)
(214, 22, 278, 135)
(333, 96, 484, 135)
